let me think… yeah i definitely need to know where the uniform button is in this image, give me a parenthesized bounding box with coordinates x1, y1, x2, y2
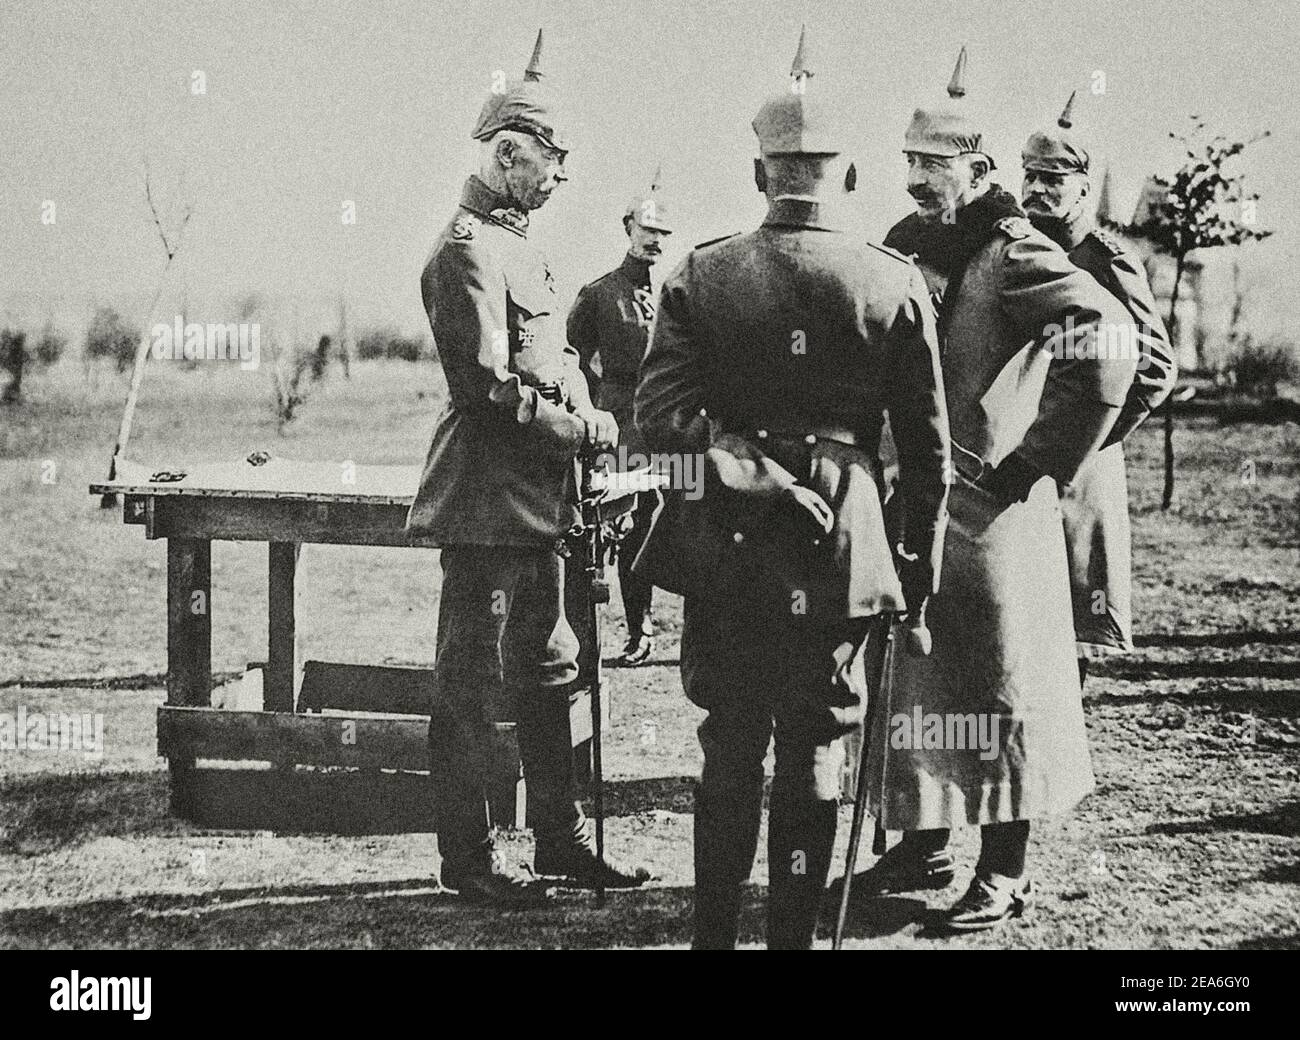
(756, 429, 768, 439)
(733, 531, 744, 544)
(699, 408, 708, 418)
(804, 434, 817, 445)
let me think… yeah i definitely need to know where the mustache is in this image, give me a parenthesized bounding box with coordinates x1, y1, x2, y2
(908, 188, 942, 204)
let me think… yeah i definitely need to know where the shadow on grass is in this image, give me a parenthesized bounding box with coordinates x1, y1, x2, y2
(0, 876, 940, 949)
(1144, 800, 1300, 839)
(1235, 933, 1300, 949)
(1134, 631, 1300, 650)
(1098, 661, 1300, 681)
(818, 894, 930, 942)
(0, 769, 700, 854)
(0, 879, 765, 949)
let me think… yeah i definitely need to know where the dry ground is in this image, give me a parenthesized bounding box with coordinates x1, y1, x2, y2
(0, 361, 1297, 948)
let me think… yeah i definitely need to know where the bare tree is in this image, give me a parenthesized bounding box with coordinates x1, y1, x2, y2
(101, 163, 193, 505)
(1128, 118, 1272, 509)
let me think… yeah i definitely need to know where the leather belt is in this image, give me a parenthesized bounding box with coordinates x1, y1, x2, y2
(950, 438, 989, 483)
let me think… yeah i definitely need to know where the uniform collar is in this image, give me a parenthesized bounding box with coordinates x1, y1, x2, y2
(1028, 207, 1093, 251)
(619, 252, 652, 287)
(762, 196, 845, 232)
(460, 175, 530, 237)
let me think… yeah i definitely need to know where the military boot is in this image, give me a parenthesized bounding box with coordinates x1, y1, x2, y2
(692, 778, 763, 949)
(766, 794, 838, 950)
(534, 815, 653, 888)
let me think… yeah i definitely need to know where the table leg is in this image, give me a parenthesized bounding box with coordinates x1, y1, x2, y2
(166, 538, 211, 813)
(267, 542, 300, 713)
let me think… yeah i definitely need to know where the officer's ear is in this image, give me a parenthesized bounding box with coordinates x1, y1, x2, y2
(845, 162, 857, 193)
(495, 136, 518, 169)
(753, 158, 768, 195)
(968, 156, 991, 189)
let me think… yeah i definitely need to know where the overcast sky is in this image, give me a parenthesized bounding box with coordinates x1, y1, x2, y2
(1, 0, 1294, 336)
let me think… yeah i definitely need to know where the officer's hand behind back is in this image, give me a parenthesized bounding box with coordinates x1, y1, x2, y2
(784, 484, 834, 538)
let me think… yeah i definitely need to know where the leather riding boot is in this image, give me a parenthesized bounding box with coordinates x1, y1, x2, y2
(766, 794, 839, 950)
(692, 777, 763, 949)
(516, 685, 583, 840)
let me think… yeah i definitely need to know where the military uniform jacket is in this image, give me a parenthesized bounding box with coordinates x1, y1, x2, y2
(633, 198, 951, 624)
(406, 176, 590, 546)
(864, 208, 1140, 830)
(567, 253, 656, 460)
(1059, 226, 1176, 651)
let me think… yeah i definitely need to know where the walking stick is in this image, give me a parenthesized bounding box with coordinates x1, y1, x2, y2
(833, 612, 896, 949)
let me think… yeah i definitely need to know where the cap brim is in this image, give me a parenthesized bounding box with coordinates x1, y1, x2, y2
(1022, 159, 1085, 174)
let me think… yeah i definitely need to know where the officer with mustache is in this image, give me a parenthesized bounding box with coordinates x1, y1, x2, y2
(1020, 92, 1176, 686)
(407, 31, 650, 907)
(567, 173, 674, 665)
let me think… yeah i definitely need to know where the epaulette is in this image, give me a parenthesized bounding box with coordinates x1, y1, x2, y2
(1089, 227, 1127, 257)
(451, 213, 480, 242)
(867, 242, 915, 265)
(694, 232, 739, 250)
(994, 216, 1034, 241)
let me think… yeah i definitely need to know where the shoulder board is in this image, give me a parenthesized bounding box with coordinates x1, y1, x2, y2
(450, 212, 480, 242)
(866, 242, 914, 265)
(694, 232, 739, 250)
(1089, 228, 1127, 258)
(994, 216, 1034, 241)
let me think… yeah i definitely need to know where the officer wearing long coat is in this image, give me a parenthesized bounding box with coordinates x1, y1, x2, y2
(566, 178, 673, 663)
(406, 32, 647, 906)
(635, 33, 951, 949)
(856, 49, 1140, 930)
(1020, 94, 1177, 677)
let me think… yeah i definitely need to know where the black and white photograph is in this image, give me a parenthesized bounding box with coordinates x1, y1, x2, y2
(0, 0, 1296, 979)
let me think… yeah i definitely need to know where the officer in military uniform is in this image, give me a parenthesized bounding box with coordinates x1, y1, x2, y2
(567, 173, 673, 664)
(407, 31, 649, 907)
(1021, 92, 1177, 686)
(844, 48, 1140, 930)
(635, 31, 951, 949)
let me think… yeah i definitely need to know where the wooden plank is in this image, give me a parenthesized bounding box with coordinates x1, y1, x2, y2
(266, 542, 300, 712)
(297, 662, 590, 747)
(298, 661, 435, 715)
(157, 707, 526, 827)
(148, 495, 417, 545)
(90, 459, 419, 502)
(166, 539, 211, 707)
(157, 706, 430, 771)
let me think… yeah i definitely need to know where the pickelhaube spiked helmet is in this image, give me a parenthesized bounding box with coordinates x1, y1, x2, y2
(752, 26, 847, 155)
(471, 30, 572, 152)
(904, 46, 995, 168)
(624, 165, 673, 232)
(1022, 90, 1090, 174)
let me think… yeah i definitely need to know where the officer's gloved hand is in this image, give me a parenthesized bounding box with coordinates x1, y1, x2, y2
(574, 407, 618, 452)
(979, 451, 1043, 506)
(782, 484, 834, 540)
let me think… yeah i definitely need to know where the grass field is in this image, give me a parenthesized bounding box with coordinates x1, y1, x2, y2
(1, 360, 1297, 948)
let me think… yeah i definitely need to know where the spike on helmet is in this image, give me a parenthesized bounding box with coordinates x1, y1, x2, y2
(471, 29, 571, 152)
(624, 164, 673, 232)
(1021, 89, 1090, 174)
(903, 45, 996, 169)
(752, 25, 847, 156)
